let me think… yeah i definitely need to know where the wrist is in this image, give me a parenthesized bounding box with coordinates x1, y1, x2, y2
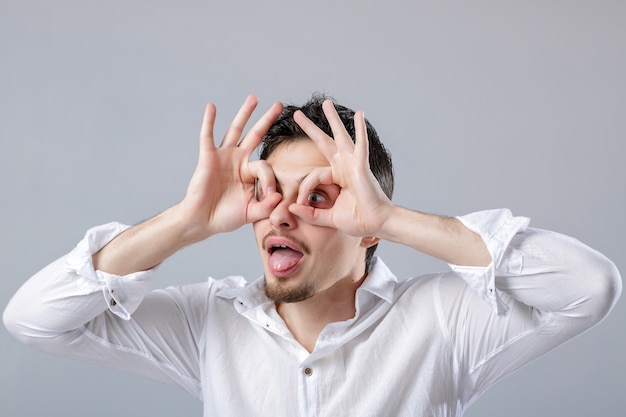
(164, 203, 214, 247)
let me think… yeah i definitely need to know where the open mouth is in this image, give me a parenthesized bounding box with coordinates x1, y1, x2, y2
(265, 238, 305, 277)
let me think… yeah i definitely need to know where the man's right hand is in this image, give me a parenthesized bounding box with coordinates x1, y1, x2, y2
(93, 95, 283, 275)
(177, 95, 283, 243)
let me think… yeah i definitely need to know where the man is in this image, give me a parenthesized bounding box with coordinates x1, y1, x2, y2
(4, 94, 622, 416)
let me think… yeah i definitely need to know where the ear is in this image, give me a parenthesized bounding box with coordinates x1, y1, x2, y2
(360, 236, 380, 249)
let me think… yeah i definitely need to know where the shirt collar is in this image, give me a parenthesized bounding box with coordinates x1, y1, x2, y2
(215, 276, 270, 312)
(357, 257, 398, 303)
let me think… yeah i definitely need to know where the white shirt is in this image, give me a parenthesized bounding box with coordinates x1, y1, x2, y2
(3, 209, 622, 417)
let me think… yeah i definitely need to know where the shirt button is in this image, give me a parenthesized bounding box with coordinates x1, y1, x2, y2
(110, 299, 117, 306)
(303, 367, 313, 376)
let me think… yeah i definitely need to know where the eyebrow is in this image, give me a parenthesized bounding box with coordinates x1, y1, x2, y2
(296, 173, 311, 185)
(272, 171, 338, 194)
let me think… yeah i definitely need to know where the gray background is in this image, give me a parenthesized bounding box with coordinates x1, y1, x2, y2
(1, 0, 624, 416)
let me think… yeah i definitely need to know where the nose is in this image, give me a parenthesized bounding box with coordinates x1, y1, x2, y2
(269, 194, 297, 229)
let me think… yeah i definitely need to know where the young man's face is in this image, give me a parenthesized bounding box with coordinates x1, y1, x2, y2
(253, 139, 367, 303)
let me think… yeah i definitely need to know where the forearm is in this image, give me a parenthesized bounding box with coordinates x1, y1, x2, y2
(377, 205, 492, 267)
(379, 206, 620, 319)
(93, 203, 206, 276)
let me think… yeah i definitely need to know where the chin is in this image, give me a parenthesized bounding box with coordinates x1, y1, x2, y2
(263, 277, 316, 304)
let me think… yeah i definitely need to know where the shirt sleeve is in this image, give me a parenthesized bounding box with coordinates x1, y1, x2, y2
(438, 209, 622, 404)
(450, 208, 530, 316)
(65, 222, 154, 319)
(3, 223, 204, 398)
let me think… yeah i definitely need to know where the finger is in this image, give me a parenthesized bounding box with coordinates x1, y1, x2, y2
(199, 103, 217, 152)
(296, 167, 333, 205)
(353, 110, 370, 164)
(238, 101, 284, 152)
(248, 192, 282, 223)
(247, 160, 277, 201)
(289, 204, 336, 228)
(221, 94, 259, 147)
(322, 99, 354, 151)
(293, 110, 337, 159)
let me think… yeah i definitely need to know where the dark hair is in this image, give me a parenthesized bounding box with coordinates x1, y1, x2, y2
(260, 94, 394, 272)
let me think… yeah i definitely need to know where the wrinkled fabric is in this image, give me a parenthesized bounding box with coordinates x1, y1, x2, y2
(4, 209, 621, 417)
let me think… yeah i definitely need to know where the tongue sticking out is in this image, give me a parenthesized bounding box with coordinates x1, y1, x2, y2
(269, 248, 303, 273)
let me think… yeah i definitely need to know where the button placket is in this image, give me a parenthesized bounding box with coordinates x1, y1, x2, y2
(298, 363, 318, 417)
(108, 289, 117, 306)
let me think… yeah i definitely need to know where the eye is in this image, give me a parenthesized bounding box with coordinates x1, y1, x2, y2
(307, 192, 326, 204)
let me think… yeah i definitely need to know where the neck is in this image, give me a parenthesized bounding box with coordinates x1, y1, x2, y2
(276, 272, 367, 353)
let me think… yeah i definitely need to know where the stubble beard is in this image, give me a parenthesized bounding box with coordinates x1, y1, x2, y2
(264, 277, 316, 304)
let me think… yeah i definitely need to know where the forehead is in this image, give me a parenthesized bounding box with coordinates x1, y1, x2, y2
(265, 139, 329, 178)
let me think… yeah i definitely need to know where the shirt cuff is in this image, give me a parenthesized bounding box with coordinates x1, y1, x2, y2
(65, 222, 153, 320)
(449, 209, 530, 316)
